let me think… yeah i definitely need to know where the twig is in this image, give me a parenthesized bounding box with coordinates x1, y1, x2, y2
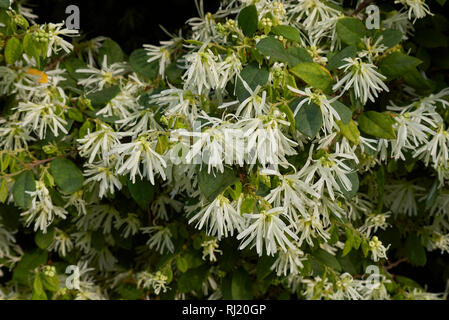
(384, 258, 408, 270)
(352, 0, 375, 16)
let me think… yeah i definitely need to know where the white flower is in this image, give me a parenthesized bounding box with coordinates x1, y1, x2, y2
(358, 36, 388, 62)
(77, 56, 127, 92)
(77, 123, 127, 164)
(142, 226, 175, 254)
(368, 236, 389, 261)
(112, 133, 167, 185)
(333, 57, 389, 104)
(43, 22, 78, 57)
(144, 41, 173, 77)
(189, 194, 244, 240)
(137, 271, 168, 295)
(0, 118, 35, 151)
(359, 212, 391, 237)
(75, 204, 121, 234)
(48, 228, 73, 257)
(395, 0, 432, 21)
(21, 181, 67, 233)
(15, 101, 67, 139)
(114, 213, 141, 238)
(289, 0, 341, 31)
(237, 207, 299, 256)
(384, 181, 425, 216)
(201, 239, 223, 262)
(382, 11, 415, 40)
(271, 245, 305, 276)
(182, 44, 222, 95)
(83, 161, 123, 199)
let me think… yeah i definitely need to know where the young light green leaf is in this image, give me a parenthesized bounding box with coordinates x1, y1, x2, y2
(5, 37, 23, 65)
(290, 62, 333, 92)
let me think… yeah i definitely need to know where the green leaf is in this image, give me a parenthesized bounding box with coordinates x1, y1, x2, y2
(86, 85, 121, 107)
(312, 248, 342, 272)
(436, 0, 447, 5)
(290, 62, 333, 92)
(13, 171, 35, 209)
(35, 227, 55, 249)
(0, 0, 10, 8)
(176, 256, 189, 273)
(376, 29, 403, 48)
(256, 36, 290, 63)
(342, 229, 354, 257)
(238, 5, 258, 37)
(331, 100, 353, 124)
(337, 169, 359, 199)
(231, 269, 253, 300)
(272, 25, 301, 43)
(13, 250, 48, 285)
(405, 234, 427, 267)
(98, 38, 124, 65)
(286, 46, 313, 66)
(5, 37, 22, 65)
(129, 49, 159, 79)
(361, 240, 370, 257)
(327, 45, 357, 71)
(32, 274, 48, 300)
(23, 33, 40, 62)
(336, 17, 366, 46)
(49, 158, 84, 193)
(292, 99, 323, 138)
(197, 166, 239, 202)
(127, 176, 156, 209)
(0, 179, 8, 203)
(357, 111, 396, 140)
(337, 120, 360, 145)
(177, 265, 208, 293)
(379, 52, 422, 80)
(235, 62, 269, 102)
(118, 283, 144, 300)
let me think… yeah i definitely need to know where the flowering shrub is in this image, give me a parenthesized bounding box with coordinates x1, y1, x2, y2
(0, 0, 449, 300)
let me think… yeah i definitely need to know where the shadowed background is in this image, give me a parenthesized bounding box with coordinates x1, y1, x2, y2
(30, 0, 221, 53)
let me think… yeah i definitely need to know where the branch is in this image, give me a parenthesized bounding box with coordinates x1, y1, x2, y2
(384, 258, 408, 270)
(352, 0, 375, 16)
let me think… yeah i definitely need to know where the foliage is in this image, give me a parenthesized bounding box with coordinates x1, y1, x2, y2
(0, 0, 449, 300)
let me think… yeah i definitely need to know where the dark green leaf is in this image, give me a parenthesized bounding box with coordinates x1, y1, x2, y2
(379, 52, 422, 80)
(272, 25, 301, 43)
(86, 85, 121, 107)
(49, 158, 84, 193)
(13, 171, 35, 209)
(231, 269, 253, 300)
(312, 248, 342, 272)
(129, 49, 159, 79)
(238, 5, 258, 37)
(98, 38, 124, 65)
(327, 45, 357, 71)
(405, 234, 427, 267)
(127, 176, 156, 209)
(376, 29, 403, 48)
(197, 166, 239, 202)
(292, 99, 323, 138)
(235, 62, 269, 102)
(256, 36, 290, 63)
(35, 227, 55, 249)
(13, 250, 48, 285)
(336, 17, 366, 46)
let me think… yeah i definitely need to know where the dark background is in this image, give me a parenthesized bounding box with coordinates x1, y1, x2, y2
(30, 0, 221, 53)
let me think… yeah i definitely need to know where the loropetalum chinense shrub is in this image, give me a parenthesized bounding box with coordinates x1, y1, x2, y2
(1, 0, 449, 300)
